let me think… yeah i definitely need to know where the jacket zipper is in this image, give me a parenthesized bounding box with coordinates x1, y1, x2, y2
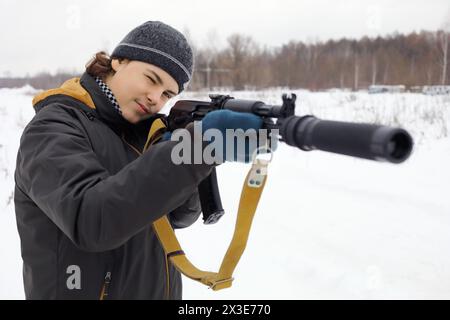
(164, 254, 171, 300)
(82, 110, 96, 121)
(121, 133, 171, 300)
(99, 271, 112, 300)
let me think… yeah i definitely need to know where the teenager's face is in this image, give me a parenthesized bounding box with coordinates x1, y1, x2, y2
(104, 59, 179, 124)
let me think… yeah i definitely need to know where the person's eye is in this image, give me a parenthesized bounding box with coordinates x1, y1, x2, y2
(163, 92, 172, 99)
(146, 75, 156, 84)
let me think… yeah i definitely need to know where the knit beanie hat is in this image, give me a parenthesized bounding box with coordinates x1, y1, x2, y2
(111, 21, 193, 93)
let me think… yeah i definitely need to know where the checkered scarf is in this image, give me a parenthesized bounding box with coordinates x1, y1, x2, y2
(94, 76, 123, 115)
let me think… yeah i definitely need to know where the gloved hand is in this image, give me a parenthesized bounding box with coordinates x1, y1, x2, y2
(201, 109, 275, 163)
(161, 131, 172, 141)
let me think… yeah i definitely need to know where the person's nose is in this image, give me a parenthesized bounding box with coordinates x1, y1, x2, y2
(146, 89, 163, 107)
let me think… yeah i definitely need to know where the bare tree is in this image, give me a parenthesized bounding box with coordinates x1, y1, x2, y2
(226, 34, 257, 90)
(371, 54, 377, 85)
(437, 31, 449, 85)
(437, 12, 450, 85)
(354, 54, 359, 90)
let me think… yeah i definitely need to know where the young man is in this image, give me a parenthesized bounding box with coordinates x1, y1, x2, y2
(14, 21, 263, 299)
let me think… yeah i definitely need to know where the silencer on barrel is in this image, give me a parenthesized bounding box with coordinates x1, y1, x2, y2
(280, 115, 413, 163)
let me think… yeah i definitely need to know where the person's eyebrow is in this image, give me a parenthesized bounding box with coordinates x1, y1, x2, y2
(147, 69, 177, 96)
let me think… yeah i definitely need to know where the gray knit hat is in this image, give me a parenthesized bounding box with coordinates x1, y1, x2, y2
(111, 21, 193, 93)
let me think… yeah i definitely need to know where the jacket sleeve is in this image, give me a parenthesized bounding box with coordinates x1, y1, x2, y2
(168, 190, 202, 229)
(15, 105, 213, 252)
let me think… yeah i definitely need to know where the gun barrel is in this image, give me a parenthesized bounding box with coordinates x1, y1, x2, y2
(280, 116, 413, 163)
(222, 99, 284, 117)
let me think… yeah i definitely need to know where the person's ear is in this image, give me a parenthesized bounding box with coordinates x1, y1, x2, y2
(111, 58, 129, 72)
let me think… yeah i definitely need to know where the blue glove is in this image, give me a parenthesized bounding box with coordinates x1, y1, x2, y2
(161, 131, 172, 141)
(201, 109, 273, 163)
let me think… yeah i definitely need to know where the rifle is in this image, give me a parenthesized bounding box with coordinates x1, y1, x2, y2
(166, 93, 413, 224)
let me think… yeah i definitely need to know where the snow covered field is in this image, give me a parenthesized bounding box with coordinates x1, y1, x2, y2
(1, 86, 449, 299)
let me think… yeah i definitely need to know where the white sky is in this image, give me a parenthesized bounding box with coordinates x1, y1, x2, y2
(1, 0, 449, 77)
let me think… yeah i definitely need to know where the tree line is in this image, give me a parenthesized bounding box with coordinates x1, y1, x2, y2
(191, 30, 449, 91)
(1, 30, 448, 91)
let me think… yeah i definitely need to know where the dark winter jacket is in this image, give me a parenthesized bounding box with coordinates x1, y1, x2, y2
(14, 72, 213, 299)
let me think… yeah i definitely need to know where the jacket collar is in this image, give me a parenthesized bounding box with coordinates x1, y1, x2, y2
(79, 72, 162, 149)
(32, 72, 166, 151)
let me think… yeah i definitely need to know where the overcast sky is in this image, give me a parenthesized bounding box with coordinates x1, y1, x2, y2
(1, 0, 449, 77)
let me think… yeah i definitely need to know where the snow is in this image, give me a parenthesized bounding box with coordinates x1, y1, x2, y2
(1, 86, 449, 299)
